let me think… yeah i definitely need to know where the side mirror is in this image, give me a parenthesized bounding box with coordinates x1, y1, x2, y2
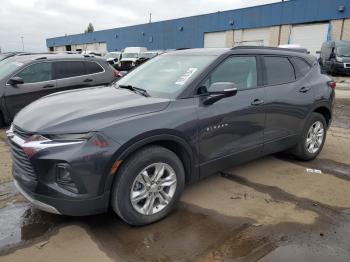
(203, 82, 238, 105)
(208, 82, 238, 96)
(8, 77, 24, 86)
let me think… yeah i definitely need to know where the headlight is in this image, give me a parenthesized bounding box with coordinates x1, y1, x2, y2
(22, 133, 93, 159)
(336, 57, 343, 63)
(45, 132, 95, 142)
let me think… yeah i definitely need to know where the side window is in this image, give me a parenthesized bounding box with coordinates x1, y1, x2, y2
(209, 56, 257, 91)
(54, 61, 86, 79)
(264, 56, 295, 85)
(292, 57, 311, 79)
(85, 61, 104, 74)
(15, 62, 53, 84)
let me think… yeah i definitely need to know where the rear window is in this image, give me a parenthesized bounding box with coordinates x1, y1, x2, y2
(264, 56, 296, 85)
(85, 61, 104, 74)
(54, 61, 86, 79)
(291, 57, 311, 79)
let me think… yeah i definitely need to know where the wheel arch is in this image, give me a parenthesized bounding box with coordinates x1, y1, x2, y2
(312, 105, 332, 127)
(103, 132, 198, 195)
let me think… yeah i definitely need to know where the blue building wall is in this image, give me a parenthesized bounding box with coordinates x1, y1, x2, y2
(46, 0, 350, 51)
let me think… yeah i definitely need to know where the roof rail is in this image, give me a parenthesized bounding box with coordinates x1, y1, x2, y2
(34, 56, 47, 60)
(231, 45, 306, 53)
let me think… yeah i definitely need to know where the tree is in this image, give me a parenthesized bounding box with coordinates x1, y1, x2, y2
(85, 23, 95, 33)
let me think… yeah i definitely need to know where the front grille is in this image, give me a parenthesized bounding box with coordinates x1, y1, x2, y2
(13, 125, 32, 140)
(9, 140, 37, 180)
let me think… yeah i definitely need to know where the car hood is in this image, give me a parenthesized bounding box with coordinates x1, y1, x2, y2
(14, 86, 171, 134)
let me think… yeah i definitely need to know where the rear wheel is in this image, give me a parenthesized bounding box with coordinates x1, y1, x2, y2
(111, 146, 185, 226)
(291, 113, 327, 161)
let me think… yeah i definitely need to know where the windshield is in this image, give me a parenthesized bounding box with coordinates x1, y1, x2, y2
(0, 58, 22, 79)
(337, 45, 350, 57)
(105, 53, 120, 59)
(122, 53, 139, 59)
(116, 54, 217, 99)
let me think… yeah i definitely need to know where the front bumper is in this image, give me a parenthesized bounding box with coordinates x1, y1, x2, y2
(333, 62, 350, 75)
(8, 128, 120, 216)
(15, 180, 60, 214)
(14, 179, 110, 216)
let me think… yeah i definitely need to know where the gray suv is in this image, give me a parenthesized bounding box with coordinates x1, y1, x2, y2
(8, 47, 335, 226)
(0, 54, 116, 126)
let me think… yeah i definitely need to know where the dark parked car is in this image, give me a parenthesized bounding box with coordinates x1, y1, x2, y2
(0, 54, 117, 126)
(319, 40, 350, 75)
(8, 47, 335, 225)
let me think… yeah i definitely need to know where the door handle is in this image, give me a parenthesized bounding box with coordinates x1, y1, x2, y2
(42, 84, 55, 88)
(251, 99, 264, 106)
(83, 79, 93, 83)
(299, 87, 311, 93)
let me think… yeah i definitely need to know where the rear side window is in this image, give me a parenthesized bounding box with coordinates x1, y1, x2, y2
(54, 61, 86, 79)
(15, 62, 53, 83)
(85, 61, 104, 74)
(264, 56, 295, 85)
(292, 57, 311, 79)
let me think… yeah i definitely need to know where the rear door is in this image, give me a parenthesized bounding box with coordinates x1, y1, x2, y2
(4, 61, 57, 118)
(262, 55, 314, 154)
(53, 60, 91, 91)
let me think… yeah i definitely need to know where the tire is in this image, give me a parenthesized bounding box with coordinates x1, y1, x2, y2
(291, 113, 327, 161)
(111, 146, 185, 226)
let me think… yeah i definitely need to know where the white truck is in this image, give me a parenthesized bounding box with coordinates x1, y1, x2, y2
(119, 47, 147, 70)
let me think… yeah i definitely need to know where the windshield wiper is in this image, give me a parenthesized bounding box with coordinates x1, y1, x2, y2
(118, 84, 150, 97)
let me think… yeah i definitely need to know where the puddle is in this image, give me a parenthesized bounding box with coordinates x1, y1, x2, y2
(0, 202, 64, 255)
(84, 204, 256, 261)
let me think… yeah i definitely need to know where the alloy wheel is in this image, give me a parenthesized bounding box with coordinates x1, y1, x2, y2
(306, 121, 325, 154)
(130, 163, 177, 215)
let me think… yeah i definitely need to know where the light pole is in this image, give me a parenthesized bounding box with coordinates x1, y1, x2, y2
(21, 36, 24, 51)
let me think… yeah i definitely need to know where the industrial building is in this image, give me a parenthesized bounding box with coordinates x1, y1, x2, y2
(46, 0, 350, 55)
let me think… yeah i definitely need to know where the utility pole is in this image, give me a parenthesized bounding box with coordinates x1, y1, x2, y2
(149, 13, 152, 23)
(21, 36, 24, 51)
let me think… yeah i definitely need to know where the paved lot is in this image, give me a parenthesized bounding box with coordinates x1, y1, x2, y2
(0, 81, 349, 261)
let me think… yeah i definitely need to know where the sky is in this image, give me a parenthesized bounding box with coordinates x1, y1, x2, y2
(0, 0, 282, 52)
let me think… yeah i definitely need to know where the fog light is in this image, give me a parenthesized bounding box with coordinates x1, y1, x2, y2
(56, 164, 72, 184)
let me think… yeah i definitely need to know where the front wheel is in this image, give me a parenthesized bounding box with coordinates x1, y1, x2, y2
(111, 146, 185, 226)
(291, 113, 327, 161)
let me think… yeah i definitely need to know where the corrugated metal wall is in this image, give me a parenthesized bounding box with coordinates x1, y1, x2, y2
(46, 0, 350, 51)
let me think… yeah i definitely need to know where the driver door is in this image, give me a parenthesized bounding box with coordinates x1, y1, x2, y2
(196, 56, 266, 177)
(4, 62, 57, 118)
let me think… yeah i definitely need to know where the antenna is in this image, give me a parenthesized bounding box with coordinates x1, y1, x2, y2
(149, 13, 152, 23)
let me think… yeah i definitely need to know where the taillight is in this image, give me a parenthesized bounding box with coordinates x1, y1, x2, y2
(114, 70, 121, 77)
(328, 81, 336, 89)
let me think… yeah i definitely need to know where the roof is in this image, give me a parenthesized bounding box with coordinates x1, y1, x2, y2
(165, 46, 316, 64)
(5, 53, 105, 64)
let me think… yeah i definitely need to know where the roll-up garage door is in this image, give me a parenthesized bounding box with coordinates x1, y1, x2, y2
(204, 32, 227, 48)
(241, 27, 269, 46)
(290, 23, 329, 55)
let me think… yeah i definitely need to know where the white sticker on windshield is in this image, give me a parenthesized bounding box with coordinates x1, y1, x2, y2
(175, 68, 198, 85)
